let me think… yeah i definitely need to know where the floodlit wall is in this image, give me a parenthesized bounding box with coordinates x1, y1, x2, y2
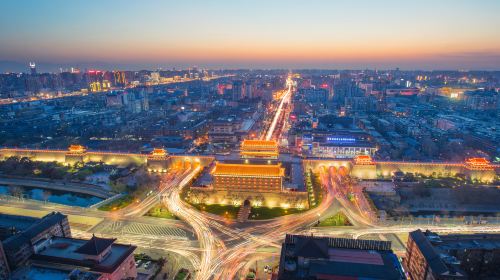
(376, 162, 464, 178)
(351, 165, 377, 179)
(86, 152, 146, 166)
(303, 159, 352, 172)
(189, 187, 309, 209)
(0, 149, 66, 163)
(306, 158, 498, 183)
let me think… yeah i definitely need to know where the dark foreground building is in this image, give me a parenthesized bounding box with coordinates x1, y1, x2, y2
(277, 234, 405, 280)
(404, 229, 500, 280)
(0, 212, 137, 280)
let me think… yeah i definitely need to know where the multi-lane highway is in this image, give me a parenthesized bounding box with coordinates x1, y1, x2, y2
(154, 161, 500, 280)
(5, 153, 500, 279)
(264, 76, 293, 141)
(3, 76, 500, 279)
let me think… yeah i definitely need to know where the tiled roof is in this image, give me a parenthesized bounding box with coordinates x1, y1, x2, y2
(213, 162, 284, 177)
(74, 235, 116, 255)
(241, 139, 278, 148)
(3, 212, 67, 252)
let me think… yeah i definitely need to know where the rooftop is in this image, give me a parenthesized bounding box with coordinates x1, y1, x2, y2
(33, 236, 135, 273)
(74, 235, 116, 255)
(212, 162, 285, 177)
(11, 265, 101, 280)
(281, 234, 404, 280)
(241, 139, 278, 148)
(3, 212, 67, 252)
(0, 213, 39, 240)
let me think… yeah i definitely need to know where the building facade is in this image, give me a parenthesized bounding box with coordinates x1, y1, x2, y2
(404, 229, 500, 280)
(278, 234, 405, 280)
(240, 139, 279, 159)
(2, 212, 71, 271)
(212, 162, 285, 193)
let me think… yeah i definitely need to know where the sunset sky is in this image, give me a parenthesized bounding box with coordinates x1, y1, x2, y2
(1, 0, 500, 71)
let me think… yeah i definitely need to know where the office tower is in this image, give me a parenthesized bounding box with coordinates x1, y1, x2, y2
(29, 62, 36, 75)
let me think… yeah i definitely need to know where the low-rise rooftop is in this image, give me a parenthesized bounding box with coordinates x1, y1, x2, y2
(33, 236, 135, 274)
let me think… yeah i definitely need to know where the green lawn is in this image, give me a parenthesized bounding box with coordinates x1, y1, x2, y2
(305, 170, 323, 208)
(145, 204, 177, 219)
(175, 271, 189, 280)
(249, 207, 306, 220)
(316, 212, 352, 227)
(98, 194, 135, 211)
(190, 203, 240, 219)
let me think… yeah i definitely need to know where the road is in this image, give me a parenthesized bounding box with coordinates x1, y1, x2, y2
(4, 160, 500, 280)
(156, 162, 500, 280)
(264, 76, 293, 141)
(0, 176, 112, 199)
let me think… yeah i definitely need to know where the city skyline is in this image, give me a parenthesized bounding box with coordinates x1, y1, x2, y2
(0, 2, 499, 280)
(1, 0, 500, 72)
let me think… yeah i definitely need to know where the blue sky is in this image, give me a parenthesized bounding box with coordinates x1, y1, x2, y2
(1, 0, 499, 71)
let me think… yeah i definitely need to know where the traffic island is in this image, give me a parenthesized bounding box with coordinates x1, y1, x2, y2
(145, 204, 178, 219)
(190, 203, 240, 220)
(248, 206, 307, 220)
(315, 212, 352, 227)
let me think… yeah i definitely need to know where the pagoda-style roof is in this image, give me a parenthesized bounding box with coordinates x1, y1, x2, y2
(240, 139, 279, 159)
(241, 139, 278, 149)
(354, 155, 375, 165)
(464, 157, 493, 170)
(67, 145, 86, 154)
(74, 235, 116, 256)
(212, 162, 284, 177)
(149, 148, 168, 157)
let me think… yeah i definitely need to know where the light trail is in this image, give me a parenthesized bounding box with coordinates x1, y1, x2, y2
(265, 76, 293, 141)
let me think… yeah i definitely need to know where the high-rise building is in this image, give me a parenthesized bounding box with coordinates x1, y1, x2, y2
(245, 80, 253, 99)
(113, 70, 127, 87)
(29, 62, 36, 75)
(232, 80, 244, 100)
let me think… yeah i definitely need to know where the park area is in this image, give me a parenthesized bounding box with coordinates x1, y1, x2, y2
(249, 207, 307, 220)
(190, 203, 240, 219)
(145, 204, 177, 219)
(316, 212, 352, 227)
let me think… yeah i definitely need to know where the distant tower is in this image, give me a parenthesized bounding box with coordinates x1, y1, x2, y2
(29, 62, 37, 75)
(232, 80, 244, 101)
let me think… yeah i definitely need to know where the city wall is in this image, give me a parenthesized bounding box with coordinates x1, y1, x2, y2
(0, 148, 215, 171)
(304, 159, 498, 182)
(0, 148, 146, 167)
(188, 187, 309, 209)
(1, 148, 496, 182)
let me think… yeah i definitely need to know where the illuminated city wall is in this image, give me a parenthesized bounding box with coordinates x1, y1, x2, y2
(189, 187, 309, 209)
(351, 165, 377, 179)
(305, 158, 498, 183)
(303, 159, 353, 172)
(0, 149, 67, 163)
(85, 152, 146, 166)
(376, 162, 464, 178)
(0, 148, 215, 170)
(0, 149, 147, 167)
(170, 155, 214, 168)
